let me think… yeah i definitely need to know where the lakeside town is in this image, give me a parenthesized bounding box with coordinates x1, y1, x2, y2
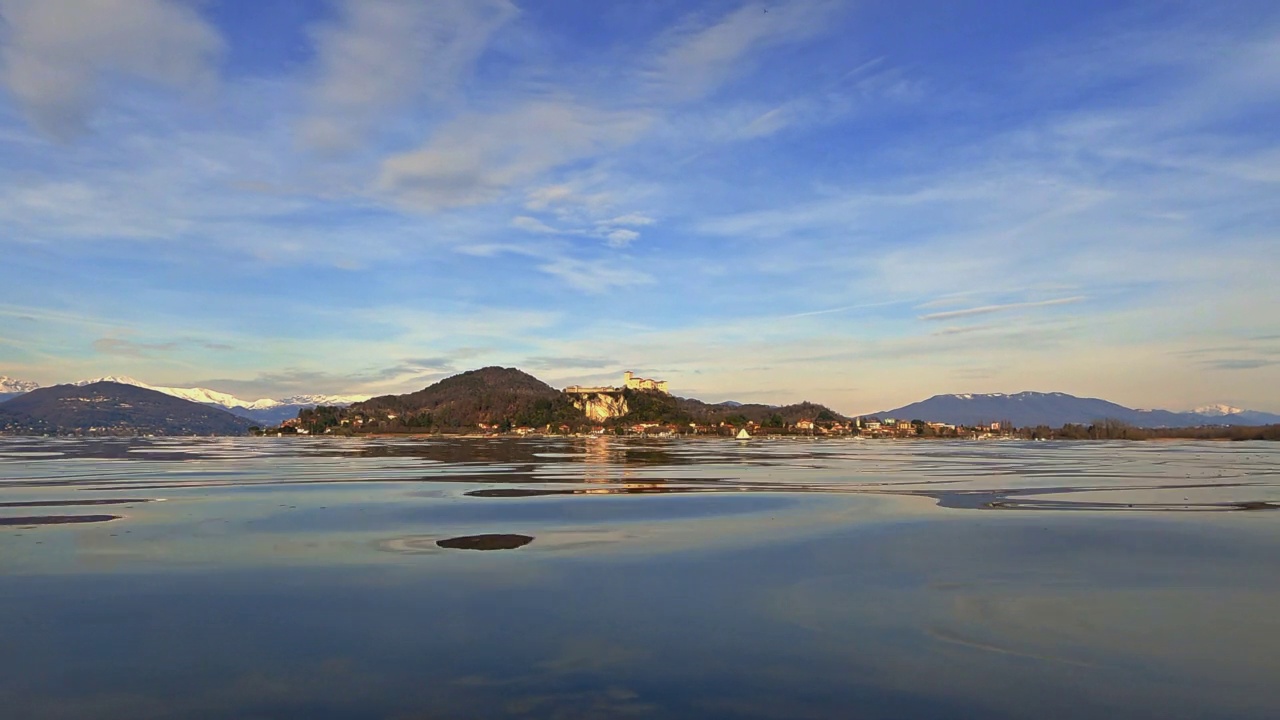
(259, 368, 1010, 439)
(272, 411, 1005, 440)
(260, 369, 1279, 442)
(3, 368, 1275, 440)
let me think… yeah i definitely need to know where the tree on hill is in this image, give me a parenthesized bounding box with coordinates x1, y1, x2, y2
(611, 388, 693, 426)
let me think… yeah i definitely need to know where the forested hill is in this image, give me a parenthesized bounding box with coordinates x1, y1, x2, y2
(617, 392, 846, 427)
(0, 382, 254, 436)
(678, 398, 845, 425)
(303, 368, 848, 433)
(346, 367, 586, 430)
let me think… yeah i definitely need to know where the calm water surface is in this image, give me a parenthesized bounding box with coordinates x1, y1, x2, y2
(2, 436, 1279, 719)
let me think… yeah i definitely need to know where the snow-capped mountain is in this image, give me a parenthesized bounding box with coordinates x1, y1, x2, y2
(275, 394, 371, 406)
(873, 392, 1280, 428)
(0, 375, 40, 394)
(72, 376, 276, 408)
(70, 377, 367, 424)
(73, 376, 364, 408)
(0, 375, 40, 402)
(1192, 404, 1245, 417)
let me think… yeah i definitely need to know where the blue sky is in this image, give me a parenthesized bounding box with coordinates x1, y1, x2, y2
(1, 0, 1278, 413)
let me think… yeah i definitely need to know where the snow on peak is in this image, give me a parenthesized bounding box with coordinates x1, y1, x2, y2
(278, 394, 370, 406)
(153, 386, 281, 410)
(70, 375, 364, 410)
(75, 375, 152, 388)
(0, 375, 40, 393)
(1192, 404, 1244, 417)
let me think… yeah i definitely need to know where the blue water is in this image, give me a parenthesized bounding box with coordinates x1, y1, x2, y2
(2, 436, 1279, 718)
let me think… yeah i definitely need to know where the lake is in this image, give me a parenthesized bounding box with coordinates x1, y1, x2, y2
(2, 436, 1279, 719)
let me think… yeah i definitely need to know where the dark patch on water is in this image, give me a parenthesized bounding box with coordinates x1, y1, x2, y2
(0, 498, 152, 508)
(0, 514, 119, 525)
(437, 533, 534, 551)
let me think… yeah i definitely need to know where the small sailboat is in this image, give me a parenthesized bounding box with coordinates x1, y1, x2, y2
(736, 428, 751, 439)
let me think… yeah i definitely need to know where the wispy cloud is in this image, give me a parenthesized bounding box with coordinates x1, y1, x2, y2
(0, 0, 222, 139)
(780, 301, 903, 319)
(525, 356, 618, 371)
(91, 336, 240, 358)
(299, 0, 517, 153)
(933, 324, 998, 337)
(92, 337, 178, 357)
(511, 216, 560, 234)
(536, 258, 655, 294)
(646, 0, 843, 102)
(603, 229, 640, 248)
(918, 297, 1087, 322)
(1200, 359, 1277, 371)
(598, 214, 655, 228)
(378, 102, 651, 211)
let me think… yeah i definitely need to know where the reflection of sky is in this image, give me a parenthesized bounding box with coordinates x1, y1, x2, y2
(4, 517, 1280, 719)
(3, 437, 1280, 718)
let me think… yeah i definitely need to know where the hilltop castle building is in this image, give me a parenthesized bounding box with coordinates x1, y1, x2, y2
(563, 371, 670, 421)
(623, 371, 669, 394)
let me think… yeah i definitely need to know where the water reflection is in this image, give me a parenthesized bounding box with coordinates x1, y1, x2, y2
(1, 437, 1279, 718)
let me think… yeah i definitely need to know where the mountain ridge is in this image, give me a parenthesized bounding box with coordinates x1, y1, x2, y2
(874, 391, 1280, 428)
(71, 376, 367, 409)
(4, 372, 1278, 430)
(0, 382, 254, 435)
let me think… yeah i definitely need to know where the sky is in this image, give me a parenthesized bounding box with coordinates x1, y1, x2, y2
(1, 0, 1278, 414)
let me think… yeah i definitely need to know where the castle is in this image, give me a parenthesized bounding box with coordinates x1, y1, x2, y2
(564, 371, 670, 396)
(622, 371, 669, 394)
(563, 371, 669, 421)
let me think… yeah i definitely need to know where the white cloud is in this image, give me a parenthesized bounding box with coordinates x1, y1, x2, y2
(918, 297, 1087, 322)
(524, 185, 578, 210)
(603, 229, 640, 247)
(511, 215, 560, 234)
(537, 257, 655, 294)
(598, 213, 655, 227)
(0, 0, 223, 139)
(646, 0, 842, 102)
(300, 0, 518, 153)
(378, 101, 651, 210)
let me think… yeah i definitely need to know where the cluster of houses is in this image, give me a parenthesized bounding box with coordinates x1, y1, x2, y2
(854, 417, 1011, 438)
(271, 413, 1013, 439)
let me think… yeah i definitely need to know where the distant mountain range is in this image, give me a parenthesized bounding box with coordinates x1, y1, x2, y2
(2, 373, 1278, 434)
(0, 375, 366, 424)
(875, 392, 1280, 428)
(0, 382, 254, 435)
